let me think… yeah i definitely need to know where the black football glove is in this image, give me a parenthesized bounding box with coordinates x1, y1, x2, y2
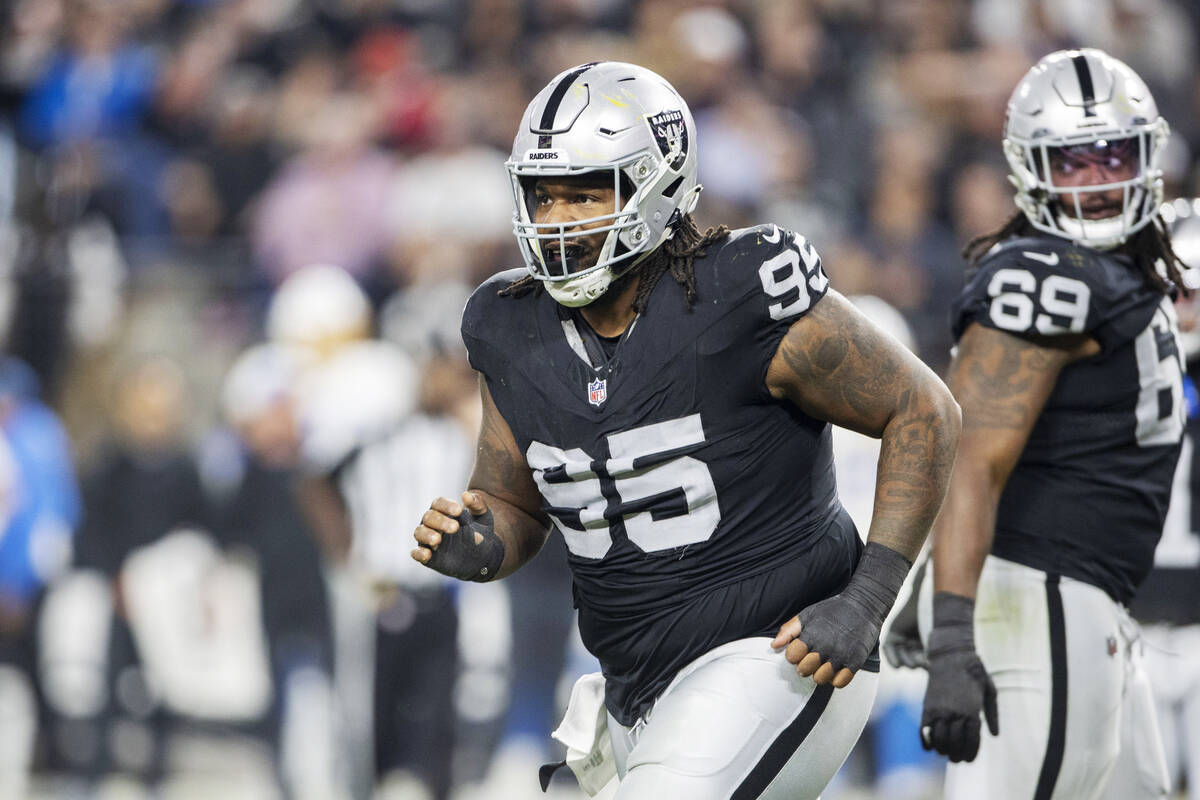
(793, 542, 912, 677)
(882, 559, 927, 670)
(921, 592, 999, 762)
(426, 505, 505, 582)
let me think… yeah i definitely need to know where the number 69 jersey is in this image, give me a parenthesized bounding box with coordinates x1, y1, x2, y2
(952, 235, 1185, 605)
(463, 225, 859, 726)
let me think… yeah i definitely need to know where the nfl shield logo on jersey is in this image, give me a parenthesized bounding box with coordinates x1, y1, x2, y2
(588, 377, 607, 407)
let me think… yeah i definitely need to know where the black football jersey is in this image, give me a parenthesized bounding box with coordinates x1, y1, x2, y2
(463, 225, 862, 726)
(952, 235, 1184, 604)
(1130, 387, 1200, 626)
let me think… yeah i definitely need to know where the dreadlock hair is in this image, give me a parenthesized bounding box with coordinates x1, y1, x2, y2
(962, 210, 1190, 297)
(497, 213, 730, 312)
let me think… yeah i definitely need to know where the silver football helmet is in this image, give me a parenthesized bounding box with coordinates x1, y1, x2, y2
(507, 62, 702, 307)
(1003, 48, 1169, 249)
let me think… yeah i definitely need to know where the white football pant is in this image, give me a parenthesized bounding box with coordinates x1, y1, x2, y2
(921, 555, 1170, 800)
(606, 637, 877, 799)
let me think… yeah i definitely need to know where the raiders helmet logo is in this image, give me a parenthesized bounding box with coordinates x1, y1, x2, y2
(649, 109, 688, 170)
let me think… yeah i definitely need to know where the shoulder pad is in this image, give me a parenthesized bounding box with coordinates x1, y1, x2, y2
(980, 236, 1102, 276)
(680, 223, 830, 381)
(703, 224, 829, 321)
(956, 236, 1161, 346)
(461, 268, 530, 376)
(462, 268, 528, 337)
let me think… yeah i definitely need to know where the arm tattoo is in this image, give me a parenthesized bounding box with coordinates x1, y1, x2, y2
(875, 388, 942, 519)
(953, 328, 1069, 431)
(473, 402, 535, 502)
(471, 379, 548, 514)
(773, 295, 916, 431)
(469, 379, 551, 569)
(773, 300, 908, 425)
(870, 378, 955, 544)
(768, 292, 960, 556)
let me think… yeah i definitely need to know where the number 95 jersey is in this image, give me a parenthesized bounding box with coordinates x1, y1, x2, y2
(463, 224, 859, 726)
(953, 235, 1185, 605)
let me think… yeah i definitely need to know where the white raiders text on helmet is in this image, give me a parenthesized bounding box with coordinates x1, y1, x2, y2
(1003, 48, 1169, 249)
(507, 62, 702, 307)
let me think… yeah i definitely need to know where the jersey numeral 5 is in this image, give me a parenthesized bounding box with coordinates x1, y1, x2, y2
(525, 415, 721, 560)
(758, 227, 829, 321)
(987, 267, 1091, 334)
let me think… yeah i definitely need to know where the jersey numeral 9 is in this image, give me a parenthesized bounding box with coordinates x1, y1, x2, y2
(526, 415, 721, 559)
(757, 227, 829, 321)
(987, 267, 1091, 334)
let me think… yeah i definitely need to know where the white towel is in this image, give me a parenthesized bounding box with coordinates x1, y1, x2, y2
(552, 672, 618, 796)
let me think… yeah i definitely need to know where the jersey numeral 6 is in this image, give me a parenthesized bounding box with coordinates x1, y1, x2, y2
(987, 267, 1090, 334)
(1134, 298, 1185, 448)
(526, 415, 721, 560)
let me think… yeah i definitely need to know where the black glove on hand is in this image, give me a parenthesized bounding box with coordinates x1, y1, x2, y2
(882, 559, 927, 669)
(921, 592, 999, 763)
(426, 505, 505, 582)
(795, 542, 912, 675)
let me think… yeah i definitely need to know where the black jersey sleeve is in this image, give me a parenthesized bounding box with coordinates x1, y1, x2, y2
(704, 223, 831, 378)
(952, 237, 1163, 353)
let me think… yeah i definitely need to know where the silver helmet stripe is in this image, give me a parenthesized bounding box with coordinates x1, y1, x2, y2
(536, 62, 599, 148)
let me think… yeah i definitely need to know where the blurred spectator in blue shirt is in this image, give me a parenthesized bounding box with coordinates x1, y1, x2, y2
(0, 356, 79, 618)
(18, 1, 157, 149)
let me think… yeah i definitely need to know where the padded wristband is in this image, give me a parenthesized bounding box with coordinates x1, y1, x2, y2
(928, 591, 976, 653)
(791, 542, 913, 674)
(427, 507, 505, 582)
(843, 542, 913, 625)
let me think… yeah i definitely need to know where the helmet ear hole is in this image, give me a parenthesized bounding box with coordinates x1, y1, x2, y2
(621, 174, 635, 202)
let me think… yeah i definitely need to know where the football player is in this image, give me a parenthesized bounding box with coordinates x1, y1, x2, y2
(411, 61, 960, 799)
(920, 48, 1189, 799)
(1128, 205, 1200, 800)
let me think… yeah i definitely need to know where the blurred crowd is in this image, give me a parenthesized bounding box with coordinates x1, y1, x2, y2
(0, 0, 1198, 798)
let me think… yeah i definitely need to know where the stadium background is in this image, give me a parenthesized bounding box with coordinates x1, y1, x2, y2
(1, 0, 1198, 798)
